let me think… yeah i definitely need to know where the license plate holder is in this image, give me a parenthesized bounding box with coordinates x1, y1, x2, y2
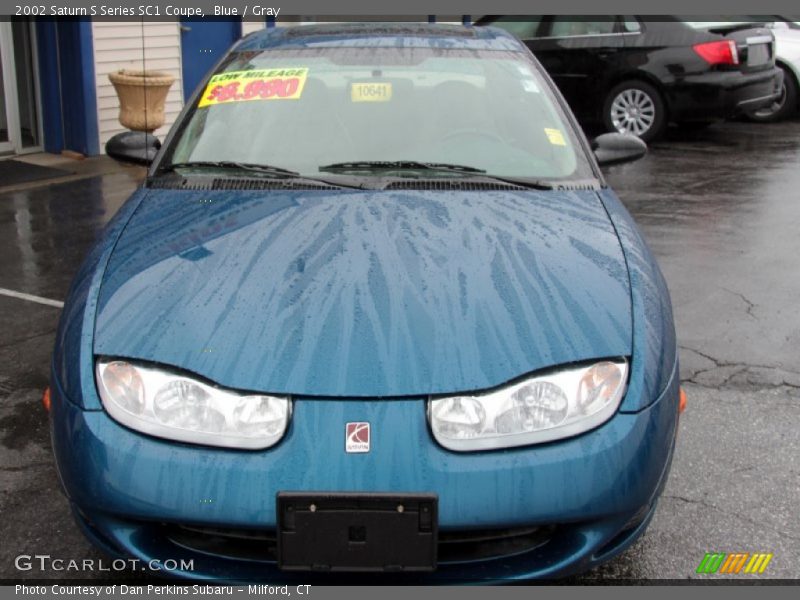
(277, 492, 438, 572)
(748, 43, 769, 66)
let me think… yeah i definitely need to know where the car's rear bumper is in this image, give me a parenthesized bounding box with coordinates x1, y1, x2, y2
(50, 361, 680, 582)
(666, 66, 783, 121)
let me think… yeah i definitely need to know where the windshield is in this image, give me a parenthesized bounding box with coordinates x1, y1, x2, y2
(164, 45, 594, 182)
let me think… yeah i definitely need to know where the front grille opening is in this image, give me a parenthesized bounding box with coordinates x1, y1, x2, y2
(439, 524, 556, 564)
(167, 524, 278, 562)
(166, 523, 556, 565)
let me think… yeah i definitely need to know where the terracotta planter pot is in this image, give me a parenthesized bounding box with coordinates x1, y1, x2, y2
(108, 69, 175, 132)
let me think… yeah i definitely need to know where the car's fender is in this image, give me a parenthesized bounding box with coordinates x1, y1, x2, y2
(52, 188, 150, 410)
(597, 189, 678, 413)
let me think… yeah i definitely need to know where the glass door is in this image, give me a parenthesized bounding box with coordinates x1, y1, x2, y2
(0, 21, 18, 153)
(0, 20, 42, 155)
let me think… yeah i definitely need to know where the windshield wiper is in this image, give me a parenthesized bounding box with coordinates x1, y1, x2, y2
(160, 161, 301, 177)
(320, 161, 565, 190)
(318, 161, 487, 175)
(156, 161, 366, 189)
(159, 161, 579, 191)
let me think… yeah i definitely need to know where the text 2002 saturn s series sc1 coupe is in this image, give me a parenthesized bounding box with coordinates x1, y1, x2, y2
(48, 23, 683, 582)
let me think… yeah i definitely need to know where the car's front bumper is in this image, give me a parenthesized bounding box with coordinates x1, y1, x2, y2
(50, 361, 680, 582)
(666, 66, 784, 121)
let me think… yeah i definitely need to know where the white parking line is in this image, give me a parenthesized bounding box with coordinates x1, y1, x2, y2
(0, 287, 64, 308)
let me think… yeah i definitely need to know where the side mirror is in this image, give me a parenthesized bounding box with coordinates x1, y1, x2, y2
(105, 131, 161, 165)
(592, 133, 647, 167)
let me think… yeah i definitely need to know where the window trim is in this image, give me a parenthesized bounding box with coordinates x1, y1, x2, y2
(536, 16, 629, 40)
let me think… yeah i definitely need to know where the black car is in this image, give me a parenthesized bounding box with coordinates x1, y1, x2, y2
(477, 16, 784, 141)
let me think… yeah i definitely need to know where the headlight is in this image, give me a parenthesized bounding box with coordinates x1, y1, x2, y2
(96, 359, 290, 450)
(428, 359, 627, 451)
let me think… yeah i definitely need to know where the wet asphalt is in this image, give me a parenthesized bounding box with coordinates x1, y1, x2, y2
(0, 120, 798, 582)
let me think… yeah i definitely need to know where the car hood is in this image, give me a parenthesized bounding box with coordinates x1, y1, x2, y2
(95, 188, 632, 397)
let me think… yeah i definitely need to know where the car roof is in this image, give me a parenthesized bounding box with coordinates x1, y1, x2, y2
(236, 22, 525, 52)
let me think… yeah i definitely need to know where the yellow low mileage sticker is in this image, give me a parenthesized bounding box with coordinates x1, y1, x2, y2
(198, 68, 308, 108)
(544, 128, 567, 146)
(351, 82, 393, 103)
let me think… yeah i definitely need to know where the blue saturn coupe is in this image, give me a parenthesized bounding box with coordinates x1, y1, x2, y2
(49, 23, 681, 581)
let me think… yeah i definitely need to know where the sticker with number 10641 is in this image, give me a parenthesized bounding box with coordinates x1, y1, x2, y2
(351, 82, 393, 103)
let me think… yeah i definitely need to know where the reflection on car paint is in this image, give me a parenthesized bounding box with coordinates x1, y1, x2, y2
(94, 189, 631, 398)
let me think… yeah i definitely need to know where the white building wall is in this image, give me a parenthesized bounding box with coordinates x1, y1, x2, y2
(91, 20, 287, 154)
(91, 21, 184, 150)
(242, 21, 266, 36)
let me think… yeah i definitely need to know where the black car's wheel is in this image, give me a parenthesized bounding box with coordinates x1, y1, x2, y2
(603, 80, 667, 143)
(746, 66, 798, 123)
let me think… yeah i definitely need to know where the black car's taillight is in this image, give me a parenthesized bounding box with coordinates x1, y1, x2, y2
(693, 40, 740, 66)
